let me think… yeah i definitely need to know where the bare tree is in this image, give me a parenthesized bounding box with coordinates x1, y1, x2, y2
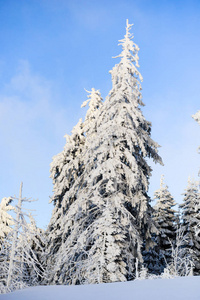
(0, 183, 45, 294)
(163, 227, 194, 277)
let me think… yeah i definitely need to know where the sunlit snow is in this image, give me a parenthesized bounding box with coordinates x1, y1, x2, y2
(2, 276, 200, 300)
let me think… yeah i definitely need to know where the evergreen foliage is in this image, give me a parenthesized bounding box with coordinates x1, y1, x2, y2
(81, 88, 103, 136)
(180, 178, 200, 275)
(45, 118, 86, 281)
(45, 89, 104, 284)
(3, 20, 200, 295)
(151, 175, 177, 273)
(45, 20, 163, 285)
(2, 21, 200, 294)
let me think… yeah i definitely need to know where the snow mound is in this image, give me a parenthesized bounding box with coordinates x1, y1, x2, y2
(1, 276, 200, 300)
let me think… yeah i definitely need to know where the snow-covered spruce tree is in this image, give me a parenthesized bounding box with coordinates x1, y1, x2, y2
(151, 175, 177, 273)
(44, 118, 86, 281)
(46, 20, 163, 285)
(179, 178, 200, 275)
(45, 89, 103, 284)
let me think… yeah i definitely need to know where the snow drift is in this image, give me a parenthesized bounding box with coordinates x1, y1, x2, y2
(1, 276, 200, 300)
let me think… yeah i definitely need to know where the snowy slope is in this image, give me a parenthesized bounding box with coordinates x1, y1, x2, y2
(1, 276, 200, 300)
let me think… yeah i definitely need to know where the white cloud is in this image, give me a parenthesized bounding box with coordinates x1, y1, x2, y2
(0, 61, 71, 228)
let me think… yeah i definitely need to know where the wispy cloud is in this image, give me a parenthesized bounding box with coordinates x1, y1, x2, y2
(0, 60, 71, 227)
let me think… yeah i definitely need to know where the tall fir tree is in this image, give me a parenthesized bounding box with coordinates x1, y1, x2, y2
(45, 118, 85, 280)
(46, 20, 163, 285)
(152, 175, 177, 273)
(45, 89, 103, 283)
(180, 178, 200, 275)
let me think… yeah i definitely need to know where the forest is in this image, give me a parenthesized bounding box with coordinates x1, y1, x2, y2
(1, 20, 200, 294)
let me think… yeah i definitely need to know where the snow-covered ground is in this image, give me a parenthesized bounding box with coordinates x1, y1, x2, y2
(1, 276, 200, 300)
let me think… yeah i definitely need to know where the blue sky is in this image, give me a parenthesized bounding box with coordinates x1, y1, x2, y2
(1, 0, 200, 229)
